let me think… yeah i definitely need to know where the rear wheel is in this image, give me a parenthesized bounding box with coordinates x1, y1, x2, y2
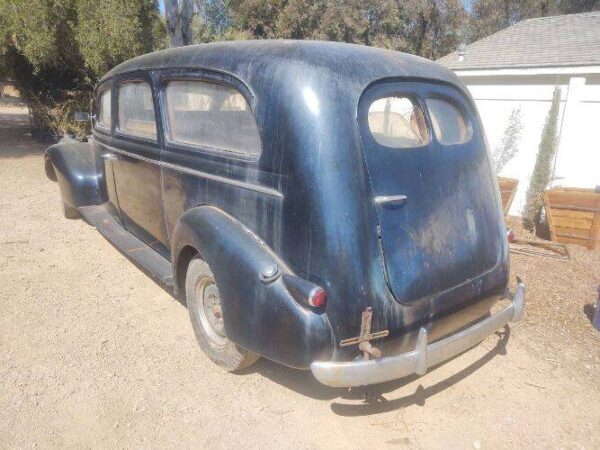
(185, 257, 259, 371)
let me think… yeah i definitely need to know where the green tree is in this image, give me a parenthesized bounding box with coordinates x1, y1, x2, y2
(207, 0, 465, 59)
(77, 0, 166, 75)
(558, 0, 600, 13)
(0, 0, 165, 137)
(468, 0, 598, 43)
(523, 86, 561, 232)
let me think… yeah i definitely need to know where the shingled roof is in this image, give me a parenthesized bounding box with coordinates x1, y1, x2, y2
(437, 11, 600, 70)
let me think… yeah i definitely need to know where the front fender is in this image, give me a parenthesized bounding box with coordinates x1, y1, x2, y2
(172, 206, 334, 369)
(45, 137, 105, 209)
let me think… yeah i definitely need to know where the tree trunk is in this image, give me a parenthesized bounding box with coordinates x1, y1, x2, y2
(165, 0, 194, 47)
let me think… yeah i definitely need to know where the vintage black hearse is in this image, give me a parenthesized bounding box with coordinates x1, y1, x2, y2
(45, 40, 525, 387)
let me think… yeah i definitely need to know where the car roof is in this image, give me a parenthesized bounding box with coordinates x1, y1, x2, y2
(100, 40, 465, 94)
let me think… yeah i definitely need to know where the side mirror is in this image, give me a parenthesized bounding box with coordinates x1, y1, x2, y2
(74, 111, 93, 122)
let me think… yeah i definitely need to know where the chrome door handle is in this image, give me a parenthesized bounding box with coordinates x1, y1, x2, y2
(101, 153, 119, 160)
(374, 195, 407, 207)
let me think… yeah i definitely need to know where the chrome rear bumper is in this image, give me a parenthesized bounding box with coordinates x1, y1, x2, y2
(311, 282, 525, 387)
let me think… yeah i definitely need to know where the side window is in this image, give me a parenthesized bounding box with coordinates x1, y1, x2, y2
(118, 81, 157, 140)
(426, 98, 472, 145)
(96, 89, 111, 130)
(368, 96, 429, 148)
(165, 80, 261, 157)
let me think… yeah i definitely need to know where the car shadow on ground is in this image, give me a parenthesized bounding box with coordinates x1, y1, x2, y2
(245, 326, 510, 416)
(0, 123, 48, 159)
(0, 107, 48, 159)
(583, 303, 597, 324)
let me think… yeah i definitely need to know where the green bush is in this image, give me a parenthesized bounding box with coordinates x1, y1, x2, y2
(0, 0, 165, 139)
(523, 86, 561, 232)
(491, 107, 523, 174)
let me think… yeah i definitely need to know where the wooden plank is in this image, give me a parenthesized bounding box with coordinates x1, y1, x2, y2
(545, 204, 600, 213)
(544, 188, 600, 249)
(546, 190, 598, 209)
(550, 209, 595, 221)
(550, 215, 593, 230)
(543, 191, 556, 242)
(555, 235, 590, 247)
(589, 193, 600, 250)
(553, 226, 591, 239)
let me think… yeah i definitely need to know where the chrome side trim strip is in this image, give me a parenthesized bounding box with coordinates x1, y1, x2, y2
(98, 143, 284, 199)
(310, 282, 526, 387)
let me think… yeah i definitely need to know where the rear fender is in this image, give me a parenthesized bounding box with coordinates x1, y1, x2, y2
(171, 206, 334, 369)
(45, 137, 105, 209)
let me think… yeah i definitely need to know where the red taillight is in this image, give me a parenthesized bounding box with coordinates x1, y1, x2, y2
(308, 287, 327, 308)
(507, 229, 516, 243)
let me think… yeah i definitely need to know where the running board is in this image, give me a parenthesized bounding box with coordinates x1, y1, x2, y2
(78, 203, 175, 295)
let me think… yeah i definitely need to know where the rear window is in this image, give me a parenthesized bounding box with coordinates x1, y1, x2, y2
(165, 80, 261, 157)
(426, 98, 471, 145)
(367, 96, 429, 148)
(118, 81, 157, 140)
(96, 89, 111, 129)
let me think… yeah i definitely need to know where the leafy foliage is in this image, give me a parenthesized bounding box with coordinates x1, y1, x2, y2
(523, 86, 561, 231)
(77, 0, 166, 75)
(492, 107, 524, 173)
(1, 0, 598, 138)
(191, 0, 466, 59)
(0, 0, 165, 137)
(468, 0, 599, 42)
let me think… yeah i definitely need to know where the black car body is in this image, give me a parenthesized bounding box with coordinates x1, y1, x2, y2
(45, 40, 525, 387)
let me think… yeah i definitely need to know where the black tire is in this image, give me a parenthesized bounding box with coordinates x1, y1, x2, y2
(185, 257, 259, 371)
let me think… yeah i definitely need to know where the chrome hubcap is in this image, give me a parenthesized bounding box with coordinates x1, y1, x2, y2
(196, 277, 227, 345)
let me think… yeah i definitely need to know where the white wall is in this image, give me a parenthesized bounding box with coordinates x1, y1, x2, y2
(553, 74, 600, 191)
(459, 71, 600, 216)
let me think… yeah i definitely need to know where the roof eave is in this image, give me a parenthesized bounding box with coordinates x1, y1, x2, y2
(444, 64, 600, 77)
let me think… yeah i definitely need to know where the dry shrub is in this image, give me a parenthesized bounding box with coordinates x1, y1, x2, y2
(29, 93, 91, 140)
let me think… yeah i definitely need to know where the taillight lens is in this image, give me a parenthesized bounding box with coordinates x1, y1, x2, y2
(507, 229, 515, 243)
(308, 287, 327, 308)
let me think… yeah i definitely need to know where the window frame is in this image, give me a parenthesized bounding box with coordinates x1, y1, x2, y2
(425, 94, 473, 147)
(115, 78, 159, 143)
(158, 70, 262, 162)
(94, 81, 113, 137)
(359, 80, 478, 153)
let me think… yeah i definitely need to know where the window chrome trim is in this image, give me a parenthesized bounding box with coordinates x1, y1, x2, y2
(95, 88, 112, 131)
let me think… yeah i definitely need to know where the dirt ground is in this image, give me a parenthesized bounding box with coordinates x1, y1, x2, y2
(1, 104, 599, 449)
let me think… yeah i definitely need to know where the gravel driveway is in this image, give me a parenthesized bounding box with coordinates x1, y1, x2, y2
(1, 105, 599, 449)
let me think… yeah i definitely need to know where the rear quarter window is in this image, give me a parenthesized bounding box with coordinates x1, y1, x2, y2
(367, 96, 430, 148)
(165, 80, 261, 158)
(426, 98, 472, 145)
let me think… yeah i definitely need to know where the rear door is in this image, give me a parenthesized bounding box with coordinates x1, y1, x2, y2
(358, 81, 503, 304)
